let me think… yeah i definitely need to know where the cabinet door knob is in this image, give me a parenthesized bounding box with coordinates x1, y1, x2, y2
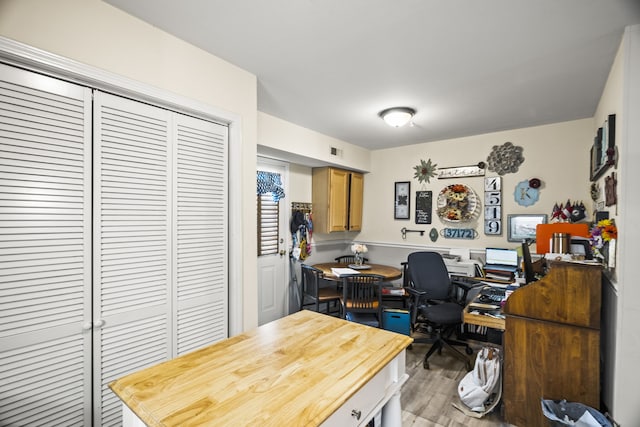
(351, 409, 361, 420)
(82, 322, 93, 331)
(94, 319, 105, 328)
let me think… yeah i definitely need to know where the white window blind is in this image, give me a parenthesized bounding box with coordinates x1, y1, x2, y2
(257, 193, 279, 256)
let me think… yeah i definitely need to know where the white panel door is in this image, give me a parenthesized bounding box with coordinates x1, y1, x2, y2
(173, 113, 228, 355)
(257, 159, 289, 325)
(0, 63, 92, 426)
(93, 92, 172, 426)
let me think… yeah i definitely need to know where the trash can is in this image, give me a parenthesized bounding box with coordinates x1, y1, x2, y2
(541, 399, 612, 427)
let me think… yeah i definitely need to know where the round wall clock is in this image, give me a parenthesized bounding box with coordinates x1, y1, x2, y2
(514, 180, 540, 206)
(436, 184, 480, 223)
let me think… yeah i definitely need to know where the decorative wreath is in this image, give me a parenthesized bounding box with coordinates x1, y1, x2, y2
(436, 184, 479, 223)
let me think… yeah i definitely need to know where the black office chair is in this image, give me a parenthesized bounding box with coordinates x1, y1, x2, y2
(334, 255, 369, 264)
(300, 264, 341, 316)
(405, 251, 477, 370)
(340, 274, 385, 327)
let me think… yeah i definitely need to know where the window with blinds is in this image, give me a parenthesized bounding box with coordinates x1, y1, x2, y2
(257, 193, 279, 256)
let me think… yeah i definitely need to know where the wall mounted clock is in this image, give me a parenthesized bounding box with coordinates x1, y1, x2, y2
(436, 184, 479, 223)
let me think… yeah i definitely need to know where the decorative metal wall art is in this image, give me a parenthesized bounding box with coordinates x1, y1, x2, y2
(486, 142, 524, 175)
(413, 159, 437, 184)
(437, 162, 486, 179)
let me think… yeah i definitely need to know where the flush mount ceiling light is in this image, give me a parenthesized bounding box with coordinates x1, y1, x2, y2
(379, 107, 416, 128)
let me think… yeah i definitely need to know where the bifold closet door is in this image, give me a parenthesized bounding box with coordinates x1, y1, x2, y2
(94, 92, 229, 425)
(0, 63, 92, 426)
(173, 113, 228, 355)
(93, 92, 173, 426)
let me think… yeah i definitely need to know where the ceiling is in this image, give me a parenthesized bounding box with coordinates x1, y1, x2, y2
(104, 0, 640, 151)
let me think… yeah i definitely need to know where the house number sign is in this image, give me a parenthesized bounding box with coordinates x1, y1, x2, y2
(484, 176, 502, 235)
(441, 228, 478, 239)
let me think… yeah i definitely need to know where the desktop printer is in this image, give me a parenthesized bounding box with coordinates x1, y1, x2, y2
(442, 255, 483, 277)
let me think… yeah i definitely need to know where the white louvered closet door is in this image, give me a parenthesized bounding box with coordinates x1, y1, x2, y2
(173, 114, 228, 355)
(94, 92, 229, 425)
(93, 92, 173, 426)
(0, 64, 92, 426)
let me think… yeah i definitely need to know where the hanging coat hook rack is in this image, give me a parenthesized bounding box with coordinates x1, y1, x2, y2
(401, 227, 425, 240)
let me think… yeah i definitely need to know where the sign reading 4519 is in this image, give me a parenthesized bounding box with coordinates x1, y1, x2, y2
(484, 176, 502, 235)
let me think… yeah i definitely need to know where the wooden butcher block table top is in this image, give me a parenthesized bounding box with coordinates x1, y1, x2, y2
(109, 310, 412, 426)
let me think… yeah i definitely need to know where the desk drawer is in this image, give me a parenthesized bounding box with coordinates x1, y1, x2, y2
(321, 352, 405, 427)
(321, 364, 386, 426)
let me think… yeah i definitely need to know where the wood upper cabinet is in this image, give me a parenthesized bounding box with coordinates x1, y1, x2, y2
(312, 167, 364, 233)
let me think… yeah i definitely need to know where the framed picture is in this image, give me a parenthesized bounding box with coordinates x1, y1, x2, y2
(590, 114, 616, 181)
(507, 214, 547, 242)
(394, 181, 410, 219)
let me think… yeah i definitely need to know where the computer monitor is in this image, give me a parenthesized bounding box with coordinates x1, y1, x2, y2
(521, 241, 537, 285)
(570, 237, 593, 260)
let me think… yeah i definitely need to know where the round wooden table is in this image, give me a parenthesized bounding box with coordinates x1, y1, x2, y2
(313, 262, 403, 281)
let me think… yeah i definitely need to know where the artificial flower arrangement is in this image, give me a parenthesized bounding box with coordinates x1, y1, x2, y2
(351, 243, 368, 254)
(589, 218, 617, 260)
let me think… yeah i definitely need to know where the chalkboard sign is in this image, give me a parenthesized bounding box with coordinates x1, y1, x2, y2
(415, 191, 432, 224)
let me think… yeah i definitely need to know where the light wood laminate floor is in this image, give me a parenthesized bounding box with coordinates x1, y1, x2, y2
(401, 342, 515, 427)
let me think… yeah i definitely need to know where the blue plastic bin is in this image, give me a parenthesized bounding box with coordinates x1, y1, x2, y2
(383, 309, 411, 336)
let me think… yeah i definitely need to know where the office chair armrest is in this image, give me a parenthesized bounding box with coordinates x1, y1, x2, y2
(450, 279, 484, 304)
(404, 287, 426, 298)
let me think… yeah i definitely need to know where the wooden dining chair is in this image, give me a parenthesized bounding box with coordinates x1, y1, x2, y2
(340, 274, 385, 327)
(334, 255, 369, 264)
(300, 264, 341, 316)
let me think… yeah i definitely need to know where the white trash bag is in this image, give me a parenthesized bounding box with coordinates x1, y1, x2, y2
(541, 399, 613, 427)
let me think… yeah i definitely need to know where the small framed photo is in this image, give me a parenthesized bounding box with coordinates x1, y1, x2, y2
(394, 181, 410, 220)
(507, 214, 547, 242)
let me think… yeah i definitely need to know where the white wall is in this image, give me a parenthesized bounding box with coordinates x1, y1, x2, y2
(258, 112, 371, 172)
(0, 0, 260, 330)
(611, 25, 640, 425)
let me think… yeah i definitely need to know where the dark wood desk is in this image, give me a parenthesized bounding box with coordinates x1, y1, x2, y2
(463, 301, 505, 330)
(502, 261, 602, 427)
(312, 262, 403, 281)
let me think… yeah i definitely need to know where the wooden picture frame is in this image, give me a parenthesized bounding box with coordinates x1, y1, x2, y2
(394, 181, 410, 219)
(507, 214, 547, 242)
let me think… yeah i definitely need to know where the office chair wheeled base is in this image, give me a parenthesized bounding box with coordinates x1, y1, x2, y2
(422, 334, 473, 371)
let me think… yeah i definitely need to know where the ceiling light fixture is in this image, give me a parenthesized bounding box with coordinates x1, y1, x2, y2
(379, 107, 416, 128)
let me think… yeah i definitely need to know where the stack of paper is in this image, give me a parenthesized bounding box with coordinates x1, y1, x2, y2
(331, 267, 360, 277)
